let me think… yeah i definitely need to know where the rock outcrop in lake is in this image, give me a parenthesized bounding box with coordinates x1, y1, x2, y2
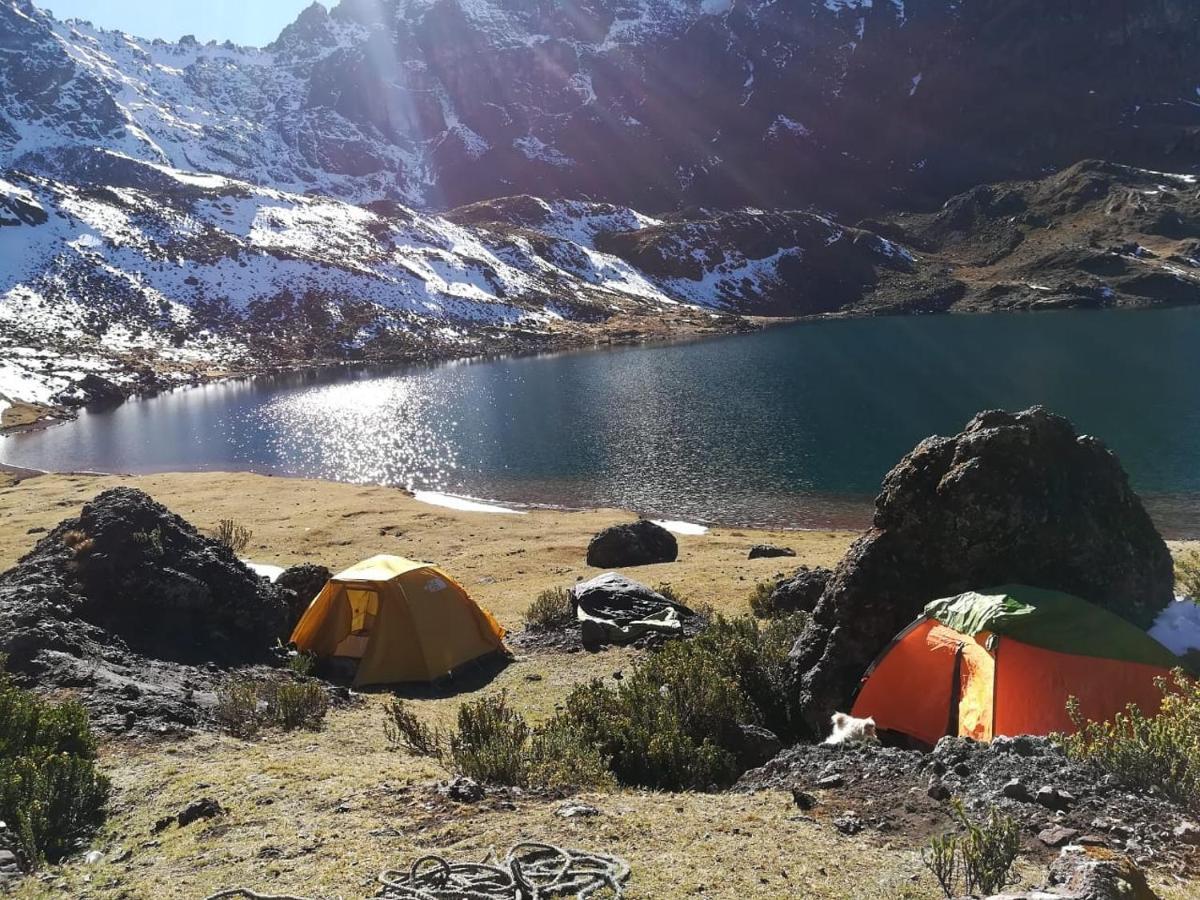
(790, 407, 1175, 738)
(0, 487, 293, 732)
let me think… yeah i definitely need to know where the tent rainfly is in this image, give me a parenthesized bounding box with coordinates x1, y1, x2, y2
(290, 555, 506, 686)
(851, 585, 1182, 747)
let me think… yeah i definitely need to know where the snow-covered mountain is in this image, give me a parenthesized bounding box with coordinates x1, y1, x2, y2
(0, 148, 918, 417)
(5, 0, 1199, 213)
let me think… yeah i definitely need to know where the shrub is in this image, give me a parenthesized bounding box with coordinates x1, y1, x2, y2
(0, 659, 110, 865)
(559, 613, 807, 790)
(386, 694, 610, 789)
(212, 518, 253, 554)
(384, 698, 443, 757)
(214, 679, 264, 738)
(1062, 669, 1199, 810)
(1176, 550, 1200, 599)
(922, 800, 1020, 898)
(747, 579, 779, 618)
(215, 677, 327, 737)
(262, 681, 329, 731)
(61, 529, 95, 570)
(654, 583, 685, 606)
(131, 527, 164, 559)
(523, 586, 574, 629)
(524, 716, 613, 790)
(285, 650, 316, 677)
(447, 692, 530, 786)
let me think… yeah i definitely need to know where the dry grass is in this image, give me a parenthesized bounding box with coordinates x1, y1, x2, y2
(0, 473, 1195, 899)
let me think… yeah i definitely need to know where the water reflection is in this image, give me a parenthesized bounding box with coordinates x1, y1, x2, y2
(3, 308, 1199, 534)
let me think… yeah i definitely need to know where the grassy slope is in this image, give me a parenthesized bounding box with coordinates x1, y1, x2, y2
(0, 473, 1193, 899)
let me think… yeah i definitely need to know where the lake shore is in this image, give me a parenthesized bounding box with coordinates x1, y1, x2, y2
(0, 307, 781, 436)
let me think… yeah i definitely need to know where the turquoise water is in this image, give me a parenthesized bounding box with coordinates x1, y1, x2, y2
(3, 308, 1199, 534)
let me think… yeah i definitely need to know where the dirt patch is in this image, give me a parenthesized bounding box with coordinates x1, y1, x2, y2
(737, 737, 1200, 877)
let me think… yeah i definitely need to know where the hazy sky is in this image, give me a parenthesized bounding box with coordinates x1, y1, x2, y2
(41, 0, 330, 46)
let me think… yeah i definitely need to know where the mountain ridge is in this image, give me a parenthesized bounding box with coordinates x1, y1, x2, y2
(5, 0, 1200, 213)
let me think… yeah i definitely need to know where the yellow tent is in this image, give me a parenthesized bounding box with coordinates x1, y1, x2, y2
(289, 555, 506, 686)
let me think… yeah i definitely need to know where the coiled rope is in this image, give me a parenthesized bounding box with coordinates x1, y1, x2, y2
(205, 842, 629, 900)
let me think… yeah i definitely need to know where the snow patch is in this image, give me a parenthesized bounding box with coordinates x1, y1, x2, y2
(412, 491, 525, 515)
(652, 519, 709, 536)
(1148, 596, 1200, 657)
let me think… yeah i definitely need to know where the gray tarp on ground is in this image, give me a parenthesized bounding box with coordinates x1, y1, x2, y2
(570, 573, 694, 648)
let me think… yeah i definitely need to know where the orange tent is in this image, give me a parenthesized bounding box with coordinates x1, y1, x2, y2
(290, 555, 506, 686)
(851, 586, 1181, 746)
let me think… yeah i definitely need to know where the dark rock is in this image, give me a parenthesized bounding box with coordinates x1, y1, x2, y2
(275, 563, 330, 632)
(927, 779, 951, 801)
(790, 407, 1173, 736)
(731, 724, 783, 770)
(1045, 845, 1161, 900)
(438, 776, 485, 803)
(766, 566, 832, 616)
(586, 520, 678, 568)
(1037, 786, 1076, 812)
(0, 488, 292, 733)
(791, 789, 818, 811)
(748, 545, 796, 560)
(1040, 826, 1081, 847)
(177, 798, 223, 827)
(151, 816, 175, 834)
(1002, 779, 1035, 803)
(0, 820, 29, 880)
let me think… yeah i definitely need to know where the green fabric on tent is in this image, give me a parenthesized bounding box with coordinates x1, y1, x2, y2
(924, 585, 1181, 669)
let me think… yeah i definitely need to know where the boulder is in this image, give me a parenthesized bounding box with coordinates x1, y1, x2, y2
(0, 488, 292, 732)
(791, 407, 1174, 738)
(276, 563, 331, 632)
(748, 544, 796, 559)
(768, 566, 832, 615)
(586, 520, 678, 568)
(1043, 845, 1161, 900)
(731, 723, 783, 770)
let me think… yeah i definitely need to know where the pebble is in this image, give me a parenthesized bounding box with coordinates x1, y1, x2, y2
(1038, 825, 1079, 847)
(1000, 778, 1034, 803)
(556, 803, 600, 819)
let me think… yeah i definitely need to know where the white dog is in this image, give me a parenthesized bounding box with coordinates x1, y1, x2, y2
(824, 712, 879, 745)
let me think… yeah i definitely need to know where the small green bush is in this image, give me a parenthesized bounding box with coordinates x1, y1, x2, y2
(131, 527, 164, 559)
(386, 693, 610, 789)
(559, 613, 807, 790)
(215, 677, 327, 737)
(1062, 669, 1199, 810)
(447, 692, 530, 786)
(1176, 550, 1200, 599)
(747, 579, 779, 618)
(384, 698, 443, 757)
(922, 800, 1020, 898)
(214, 679, 262, 738)
(524, 716, 613, 790)
(0, 659, 110, 865)
(285, 650, 316, 677)
(523, 587, 574, 629)
(212, 519, 253, 554)
(263, 681, 329, 731)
